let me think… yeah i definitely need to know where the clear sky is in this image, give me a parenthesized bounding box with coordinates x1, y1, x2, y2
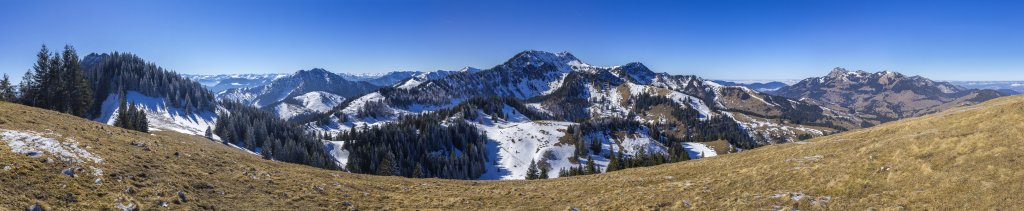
(1, 0, 1023, 81)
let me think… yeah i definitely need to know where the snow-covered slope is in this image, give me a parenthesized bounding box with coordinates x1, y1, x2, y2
(269, 91, 346, 120)
(94, 91, 217, 136)
(466, 105, 673, 180)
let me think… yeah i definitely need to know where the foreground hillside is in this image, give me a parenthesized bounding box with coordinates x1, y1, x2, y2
(2, 94, 1023, 209)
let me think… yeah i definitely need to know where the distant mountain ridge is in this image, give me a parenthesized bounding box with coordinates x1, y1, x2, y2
(186, 73, 289, 93)
(770, 67, 1005, 124)
(712, 80, 790, 92)
(217, 68, 380, 120)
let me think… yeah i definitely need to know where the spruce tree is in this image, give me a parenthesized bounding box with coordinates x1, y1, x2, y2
(525, 160, 539, 180)
(113, 94, 129, 129)
(412, 164, 423, 178)
(204, 126, 213, 139)
(0, 74, 16, 102)
(43, 51, 61, 111)
(24, 45, 50, 107)
(590, 138, 602, 155)
(61, 45, 92, 117)
(378, 152, 398, 176)
(607, 151, 620, 172)
(538, 164, 549, 179)
(136, 107, 149, 133)
(586, 156, 597, 175)
(18, 70, 34, 104)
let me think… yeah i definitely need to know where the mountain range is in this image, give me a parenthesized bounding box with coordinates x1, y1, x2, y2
(3, 48, 1012, 181)
(771, 68, 1005, 124)
(176, 51, 1012, 180)
(4, 81, 1023, 209)
(2, 46, 1021, 209)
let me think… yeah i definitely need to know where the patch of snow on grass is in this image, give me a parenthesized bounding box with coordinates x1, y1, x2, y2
(0, 129, 103, 164)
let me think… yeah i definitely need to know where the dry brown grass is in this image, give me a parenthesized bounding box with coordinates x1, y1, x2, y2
(2, 94, 1024, 210)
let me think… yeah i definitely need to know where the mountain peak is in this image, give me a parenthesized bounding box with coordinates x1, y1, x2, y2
(826, 67, 849, 77)
(459, 66, 482, 73)
(825, 67, 870, 78)
(294, 68, 336, 78)
(506, 50, 582, 67)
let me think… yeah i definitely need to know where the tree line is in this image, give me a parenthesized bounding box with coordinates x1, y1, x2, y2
(83, 52, 217, 117)
(12, 45, 94, 117)
(215, 101, 340, 170)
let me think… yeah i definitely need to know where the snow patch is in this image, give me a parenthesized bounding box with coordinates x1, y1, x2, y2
(682, 142, 718, 159)
(0, 129, 103, 164)
(324, 141, 349, 167)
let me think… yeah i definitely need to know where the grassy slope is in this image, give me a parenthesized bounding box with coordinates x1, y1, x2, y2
(2, 94, 1024, 210)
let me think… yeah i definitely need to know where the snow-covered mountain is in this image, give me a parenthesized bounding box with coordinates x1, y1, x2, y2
(218, 68, 380, 120)
(186, 73, 289, 93)
(771, 68, 1006, 124)
(342, 68, 480, 88)
(947, 81, 1023, 95)
(393, 68, 471, 89)
(317, 51, 854, 142)
(712, 80, 791, 92)
(339, 71, 422, 87)
(308, 51, 862, 179)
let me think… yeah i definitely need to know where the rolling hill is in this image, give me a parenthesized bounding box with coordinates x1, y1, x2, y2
(3, 91, 1023, 209)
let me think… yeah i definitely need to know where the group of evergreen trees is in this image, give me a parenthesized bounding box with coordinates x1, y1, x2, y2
(112, 91, 150, 133)
(215, 101, 339, 169)
(336, 96, 562, 179)
(524, 160, 550, 180)
(337, 114, 489, 179)
(83, 52, 216, 117)
(16, 45, 93, 117)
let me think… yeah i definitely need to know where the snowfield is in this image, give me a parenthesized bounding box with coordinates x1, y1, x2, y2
(472, 113, 577, 180)
(471, 105, 669, 180)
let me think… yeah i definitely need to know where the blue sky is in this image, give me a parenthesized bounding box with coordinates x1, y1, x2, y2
(1, 0, 1023, 81)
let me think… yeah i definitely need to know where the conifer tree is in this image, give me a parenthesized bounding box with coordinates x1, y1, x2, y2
(538, 164, 549, 179)
(590, 138, 602, 155)
(18, 70, 34, 104)
(23, 45, 50, 107)
(61, 45, 92, 116)
(586, 156, 597, 175)
(0, 74, 16, 102)
(204, 126, 213, 140)
(525, 160, 539, 180)
(412, 164, 423, 178)
(136, 107, 149, 133)
(606, 151, 620, 172)
(378, 152, 398, 176)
